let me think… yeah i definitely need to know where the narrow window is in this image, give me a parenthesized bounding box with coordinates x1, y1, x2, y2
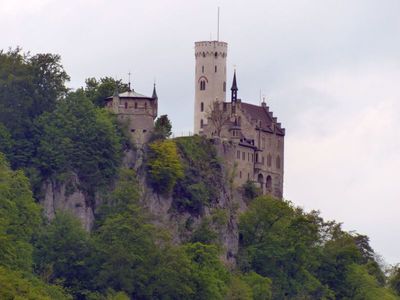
(134, 102, 138, 109)
(143, 129, 147, 133)
(200, 102, 204, 112)
(215, 65, 217, 72)
(200, 119, 204, 128)
(247, 173, 250, 180)
(267, 154, 272, 167)
(145, 102, 147, 109)
(240, 171, 242, 178)
(262, 156, 265, 165)
(124, 102, 128, 109)
(266, 176, 272, 190)
(202, 65, 204, 73)
(242, 152, 245, 160)
(276, 156, 281, 169)
(215, 52, 218, 58)
(223, 81, 226, 92)
(237, 150, 240, 159)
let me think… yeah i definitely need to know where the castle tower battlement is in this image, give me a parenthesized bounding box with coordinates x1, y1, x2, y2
(194, 41, 227, 134)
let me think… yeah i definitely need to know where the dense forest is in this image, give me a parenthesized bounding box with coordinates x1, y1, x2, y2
(1, 48, 400, 299)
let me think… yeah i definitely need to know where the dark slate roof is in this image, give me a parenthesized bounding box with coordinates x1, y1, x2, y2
(241, 103, 273, 127)
(240, 102, 285, 136)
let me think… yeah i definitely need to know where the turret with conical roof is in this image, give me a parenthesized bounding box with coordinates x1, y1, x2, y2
(231, 70, 238, 102)
(152, 83, 158, 100)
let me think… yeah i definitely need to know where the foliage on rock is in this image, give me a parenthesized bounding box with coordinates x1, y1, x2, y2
(173, 135, 223, 214)
(147, 139, 184, 195)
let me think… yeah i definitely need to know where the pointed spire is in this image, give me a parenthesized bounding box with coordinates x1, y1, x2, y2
(152, 83, 158, 100)
(231, 69, 238, 102)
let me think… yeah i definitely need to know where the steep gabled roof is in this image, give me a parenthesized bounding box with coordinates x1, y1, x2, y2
(240, 102, 285, 136)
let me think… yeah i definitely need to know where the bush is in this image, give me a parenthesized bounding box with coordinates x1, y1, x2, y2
(243, 180, 261, 200)
(147, 139, 184, 195)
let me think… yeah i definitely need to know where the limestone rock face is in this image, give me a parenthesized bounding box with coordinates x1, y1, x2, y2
(41, 173, 94, 231)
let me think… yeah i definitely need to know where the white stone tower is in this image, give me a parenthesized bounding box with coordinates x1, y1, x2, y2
(194, 41, 228, 134)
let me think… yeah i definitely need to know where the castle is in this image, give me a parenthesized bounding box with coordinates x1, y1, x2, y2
(105, 83, 158, 146)
(194, 40, 285, 198)
(106, 39, 285, 198)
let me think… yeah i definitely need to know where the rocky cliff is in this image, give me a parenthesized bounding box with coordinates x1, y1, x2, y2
(40, 137, 250, 265)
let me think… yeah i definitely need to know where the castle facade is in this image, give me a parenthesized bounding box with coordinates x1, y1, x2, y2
(194, 40, 285, 198)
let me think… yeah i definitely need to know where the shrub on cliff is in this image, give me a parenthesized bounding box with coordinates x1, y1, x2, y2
(147, 139, 184, 195)
(173, 135, 222, 214)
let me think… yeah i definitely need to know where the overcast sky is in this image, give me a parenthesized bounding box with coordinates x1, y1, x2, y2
(1, 0, 400, 264)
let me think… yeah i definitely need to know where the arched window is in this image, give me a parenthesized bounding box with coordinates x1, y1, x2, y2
(258, 174, 264, 189)
(267, 154, 272, 167)
(200, 102, 204, 112)
(200, 80, 206, 91)
(200, 119, 204, 128)
(266, 176, 272, 190)
(276, 156, 281, 169)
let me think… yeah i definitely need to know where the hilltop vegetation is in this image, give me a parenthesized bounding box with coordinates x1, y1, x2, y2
(1, 48, 400, 299)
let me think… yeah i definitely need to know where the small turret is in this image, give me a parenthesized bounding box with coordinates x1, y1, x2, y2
(152, 83, 158, 100)
(231, 70, 238, 102)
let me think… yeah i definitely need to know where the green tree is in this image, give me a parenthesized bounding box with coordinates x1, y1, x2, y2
(0, 48, 69, 170)
(345, 264, 397, 300)
(147, 139, 184, 195)
(33, 212, 94, 298)
(150, 114, 172, 141)
(0, 123, 13, 159)
(238, 196, 332, 299)
(0, 153, 41, 272)
(81, 77, 129, 107)
(0, 266, 71, 300)
(94, 204, 159, 296)
(183, 243, 230, 300)
(35, 91, 122, 193)
(241, 272, 272, 300)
